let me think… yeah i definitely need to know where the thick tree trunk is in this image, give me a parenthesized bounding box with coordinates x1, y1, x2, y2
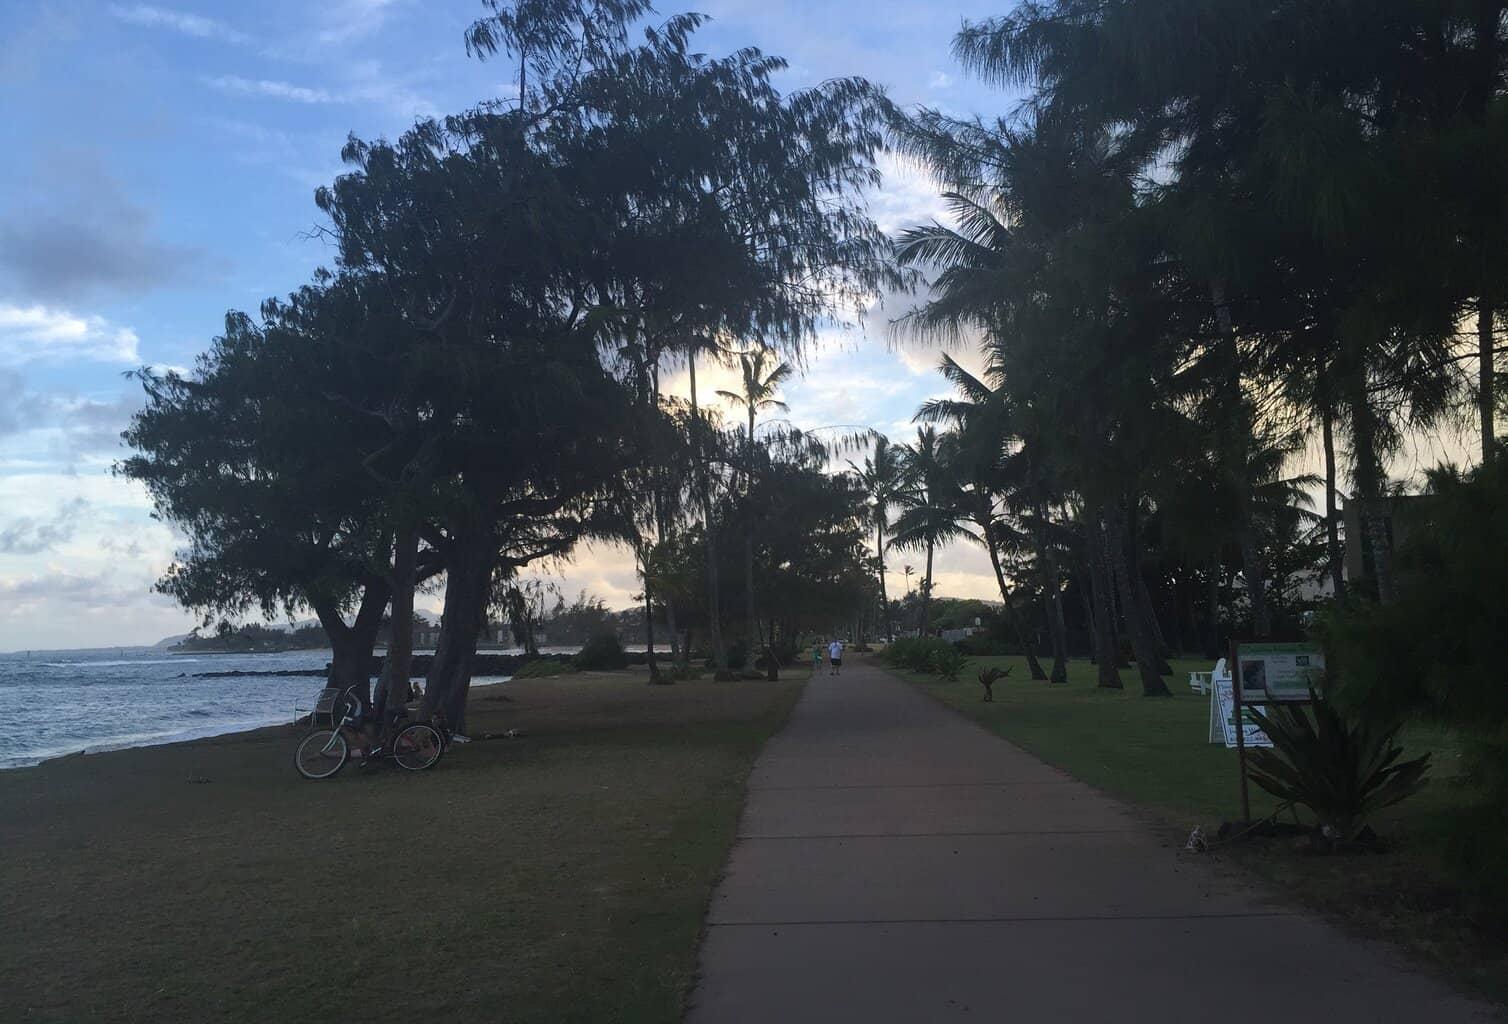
(1109, 502, 1170, 696)
(312, 581, 390, 709)
(422, 526, 497, 735)
(1481, 295, 1496, 462)
(377, 526, 418, 714)
(689, 352, 730, 677)
(1084, 510, 1123, 689)
(1321, 400, 1347, 601)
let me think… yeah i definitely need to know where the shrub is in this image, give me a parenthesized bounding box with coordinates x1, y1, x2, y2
(927, 646, 967, 681)
(574, 633, 629, 670)
(1245, 695, 1431, 846)
(954, 635, 1016, 657)
(1323, 450, 1508, 885)
(880, 637, 960, 675)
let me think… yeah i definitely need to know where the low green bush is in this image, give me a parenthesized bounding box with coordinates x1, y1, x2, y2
(880, 637, 959, 675)
(927, 646, 967, 681)
(574, 633, 629, 670)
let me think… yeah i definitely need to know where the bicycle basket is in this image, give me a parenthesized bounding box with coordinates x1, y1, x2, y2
(312, 687, 343, 727)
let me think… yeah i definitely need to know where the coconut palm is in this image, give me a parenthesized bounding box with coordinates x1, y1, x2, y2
(889, 427, 971, 638)
(717, 346, 795, 654)
(847, 435, 907, 642)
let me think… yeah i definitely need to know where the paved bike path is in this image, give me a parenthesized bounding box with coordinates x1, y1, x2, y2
(686, 658, 1496, 1023)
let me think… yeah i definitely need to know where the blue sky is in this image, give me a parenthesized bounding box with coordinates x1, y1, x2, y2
(0, 0, 1020, 650)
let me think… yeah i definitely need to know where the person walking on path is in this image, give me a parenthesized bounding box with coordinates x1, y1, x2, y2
(827, 638, 844, 676)
(812, 641, 823, 674)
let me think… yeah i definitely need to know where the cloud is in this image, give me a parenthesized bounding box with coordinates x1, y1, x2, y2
(108, 4, 250, 45)
(314, 0, 406, 46)
(205, 74, 338, 104)
(928, 70, 953, 89)
(0, 155, 204, 302)
(204, 66, 438, 119)
(0, 498, 87, 555)
(0, 304, 140, 366)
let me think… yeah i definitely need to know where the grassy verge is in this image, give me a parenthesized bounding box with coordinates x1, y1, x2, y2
(0, 668, 805, 1023)
(884, 653, 1506, 1002)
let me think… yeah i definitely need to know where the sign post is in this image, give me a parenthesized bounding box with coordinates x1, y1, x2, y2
(1230, 638, 1251, 823)
(1229, 640, 1328, 826)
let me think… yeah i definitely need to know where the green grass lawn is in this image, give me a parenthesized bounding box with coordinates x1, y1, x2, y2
(0, 668, 804, 1023)
(885, 654, 1506, 1002)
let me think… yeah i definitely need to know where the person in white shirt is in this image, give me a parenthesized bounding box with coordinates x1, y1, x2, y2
(827, 639, 844, 676)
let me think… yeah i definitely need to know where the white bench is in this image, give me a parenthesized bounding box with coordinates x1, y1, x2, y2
(1189, 658, 1227, 696)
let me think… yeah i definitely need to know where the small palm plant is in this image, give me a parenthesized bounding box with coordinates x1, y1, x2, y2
(1244, 695, 1431, 847)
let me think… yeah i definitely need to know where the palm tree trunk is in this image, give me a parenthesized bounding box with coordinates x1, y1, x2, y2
(1347, 364, 1394, 602)
(1079, 582, 1097, 663)
(745, 408, 757, 660)
(1481, 295, 1496, 462)
(1204, 554, 1221, 658)
(1110, 499, 1170, 696)
(642, 552, 664, 684)
(1125, 503, 1172, 674)
(1136, 573, 1173, 674)
(981, 524, 1047, 679)
(1321, 398, 1346, 601)
(920, 539, 935, 637)
(876, 520, 890, 640)
(1084, 508, 1123, 689)
(688, 352, 730, 676)
(1211, 281, 1270, 638)
(1034, 506, 1068, 682)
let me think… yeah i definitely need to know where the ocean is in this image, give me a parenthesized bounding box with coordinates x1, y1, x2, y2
(0, 648, 342, 769)
(0, 646, 537, 770)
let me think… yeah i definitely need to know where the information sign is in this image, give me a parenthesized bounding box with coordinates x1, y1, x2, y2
(1235, 642, 1325, 702)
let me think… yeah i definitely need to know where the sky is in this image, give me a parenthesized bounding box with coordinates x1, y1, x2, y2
(0, 0, 1034, 651)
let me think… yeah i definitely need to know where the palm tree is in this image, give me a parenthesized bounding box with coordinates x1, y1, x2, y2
(916, 356, 1053, 680)
(717, 346, 794, 655)
(890, 427, 969, 638)
(847, 435, 906, 641)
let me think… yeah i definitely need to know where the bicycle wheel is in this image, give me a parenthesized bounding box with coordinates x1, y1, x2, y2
(391, 722, 442, 771)
(295, 729, 349, 779)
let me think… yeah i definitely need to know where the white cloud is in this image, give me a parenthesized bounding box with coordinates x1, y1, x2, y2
(870, 154, 950, 236)
(315, 0, 405, 46)
(204, 66, 437, 120)
(0, 304, 139, 365)
(928, 70, 953, 89)
(205, 74, 338, 104)
(109, 4, 250, 45)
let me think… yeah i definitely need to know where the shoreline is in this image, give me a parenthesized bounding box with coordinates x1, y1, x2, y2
(3, 674, 514, 772)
